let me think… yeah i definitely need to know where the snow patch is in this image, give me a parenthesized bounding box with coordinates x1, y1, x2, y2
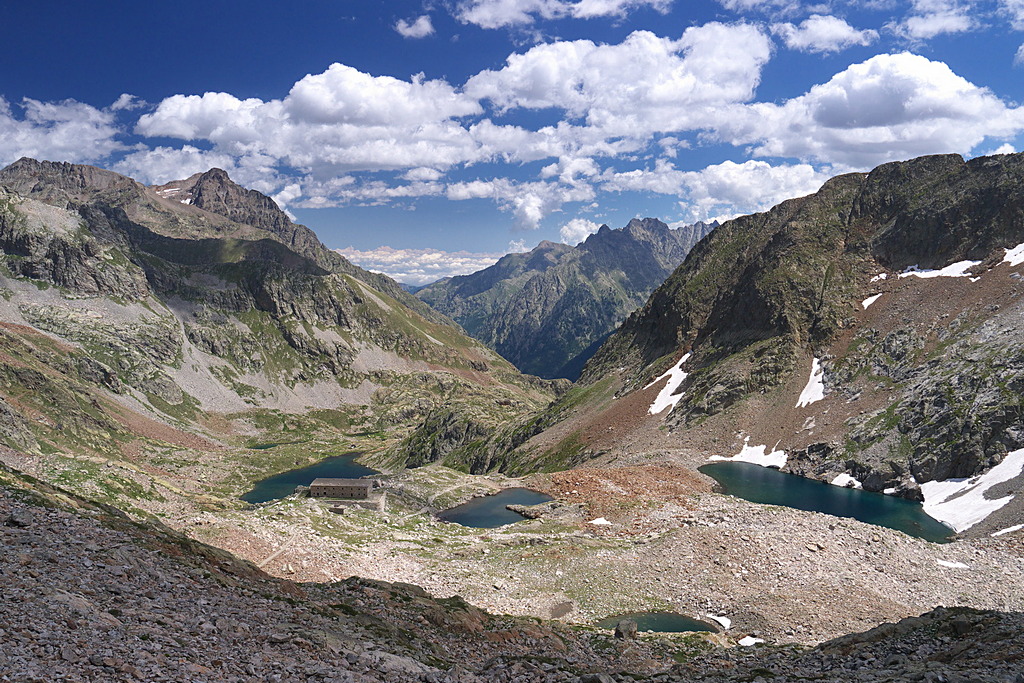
(795, 358, 825, 408)
(936, 560, 969, 569)
(870, 273, 888, 282)
(992, 524, 1024, 537)
(883, 487, 897, 495)
(588, 517, 612, 526)
(920, 448, 1024, 531)
(898, 260, 981, 279)
(831, 473, 863, 489)
(861, 293, 882, 309)
(709, 438, 787, 469)
(645, 353, 691, 415)
(1004, 242, 1024, 267)
(738, 636, 764, 646)
(707, 615, 731, 630)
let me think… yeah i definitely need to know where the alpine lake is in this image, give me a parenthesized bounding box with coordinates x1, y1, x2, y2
(594, 612, 718, 633)
(698, 461, 954, 543)
(437, 488, 554, 528)
(242, 454, 552, 530)
(240, 452, 378, 504)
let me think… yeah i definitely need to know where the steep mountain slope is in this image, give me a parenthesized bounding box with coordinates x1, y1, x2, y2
(0, 159, 555, 513)
(416, 218, 715, 379)
(425, 153, 1024, 536)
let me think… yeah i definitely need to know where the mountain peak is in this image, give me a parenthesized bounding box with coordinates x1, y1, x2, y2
(182, 168, 294, 236)
(0, 158, 142, 206)
(199, 167, 232, 182)
(417, 217, 715, 379)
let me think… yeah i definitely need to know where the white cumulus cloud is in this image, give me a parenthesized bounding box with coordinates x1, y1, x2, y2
(135, 64, 484, 176)
(395, 15, 435, 38)
(447, 177, 595, 228)
(716, 52, 1024, 168)
(602, 158, 831, 222)
(1001, 0, 1024, 29)
(454, 0, 671, 28)
(772, 15, 879, 53)
(110, 93, 145, 111)
(0, 97, 123, 167)
(114, 145, 242, 185)
(891, 0, 976, 39)
(335, 246, 502, 285)
(560, 217, 602, 244)
(465, 23, 772, 139)
(716, 0, 802, 15)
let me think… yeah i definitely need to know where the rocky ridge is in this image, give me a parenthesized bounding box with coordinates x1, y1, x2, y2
(417, 218, 715, 379)
(474, 153, 1024, 533)
(0, 159, 555, 516)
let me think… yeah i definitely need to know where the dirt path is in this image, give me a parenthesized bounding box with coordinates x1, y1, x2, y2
(257, 530, 301, 568)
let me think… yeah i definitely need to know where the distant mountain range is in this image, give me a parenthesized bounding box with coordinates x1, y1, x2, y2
(416, 218, 715, 380)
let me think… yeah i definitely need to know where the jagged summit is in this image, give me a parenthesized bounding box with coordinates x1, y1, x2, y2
(153, 167, 294, 236)
(0, 157, 144, 206)
(416, 218, 715, 379)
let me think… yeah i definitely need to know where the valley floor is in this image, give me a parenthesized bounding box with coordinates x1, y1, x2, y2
(161, 456, 1024, 647)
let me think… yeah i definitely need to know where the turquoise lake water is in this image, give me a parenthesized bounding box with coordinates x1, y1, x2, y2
(438, 488, 554, 528)
(698, 461, 953, 543)
(595, 612, 717, 633)
(240, 453, 378, 504)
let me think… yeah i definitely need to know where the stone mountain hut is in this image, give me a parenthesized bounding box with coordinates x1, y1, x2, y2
(309, 478, 373, 500)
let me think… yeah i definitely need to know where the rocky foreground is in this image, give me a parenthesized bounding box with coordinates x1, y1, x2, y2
(3, 465, 1024, 683)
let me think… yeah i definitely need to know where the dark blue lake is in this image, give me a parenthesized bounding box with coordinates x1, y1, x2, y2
(438, 488, 553, 528)
(241, 453, 378, 504)
(698, 462, 953, 543)
(595, 612, 717, 633)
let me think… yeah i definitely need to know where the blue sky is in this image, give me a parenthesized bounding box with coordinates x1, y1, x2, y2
(3, 1, 1024, 284)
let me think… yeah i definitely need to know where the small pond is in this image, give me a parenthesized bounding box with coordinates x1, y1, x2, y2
(241, 453, 378, 504)
(595, 612, 717, 633)
(438, 488, 553, 528)
(698, 462, 953, 543)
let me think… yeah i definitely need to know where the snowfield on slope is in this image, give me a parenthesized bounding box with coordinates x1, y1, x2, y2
(920, 448, 1024, 531)
(645, 353, 691, 415)
(899, 260, 981, 279)
(862, 293, 882, 309)
(709, 438, 787, 468)
(796, 358, 825, 408)
(1003, 241, 1024, 266)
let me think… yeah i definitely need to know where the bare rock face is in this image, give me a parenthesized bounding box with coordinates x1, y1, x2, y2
(614, 619, 638, 640)
(188, 168, 294, 236)
(0, 188, 151, 300)
(0, 157, 144, 208)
